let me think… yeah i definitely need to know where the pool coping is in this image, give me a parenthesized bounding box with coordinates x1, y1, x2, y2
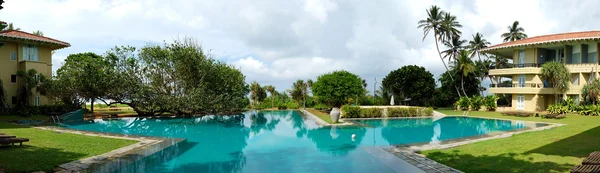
(299, 109, 355, 126)
(33, 126, 187, 173)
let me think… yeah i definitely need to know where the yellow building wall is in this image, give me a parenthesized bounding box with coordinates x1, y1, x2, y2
(0, 42, 54, 106)
(512, 48, 536, 63)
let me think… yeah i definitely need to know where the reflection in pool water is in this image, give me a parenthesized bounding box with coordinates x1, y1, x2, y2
(64, 110, 531, 173)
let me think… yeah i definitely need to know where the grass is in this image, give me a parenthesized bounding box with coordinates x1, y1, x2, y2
(0, 115, 50, 121)
(422, 110, 600, 173)
(0, 122, 137, 172)
(305, 108, 338, 124)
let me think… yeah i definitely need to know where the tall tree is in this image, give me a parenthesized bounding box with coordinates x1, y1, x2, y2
(442, 35, 466, 63)
(418, 5, 462, 97)
(453, 50, 476, 97)
(541, 62, 571, 104)
(382, 65, 436, 106)
(501, 21, 528, 42)
(4, 22, 20, 31)
(263, 85, 276, 108)
(250, 82, 266, 108)
(312, 70, 365, 108)
(440, 12, 462, 41)
(57, 52, 111, 113)
(32, 30, 43, 36)
(290, 80, 307, 106)
(468, 33, 491, 61)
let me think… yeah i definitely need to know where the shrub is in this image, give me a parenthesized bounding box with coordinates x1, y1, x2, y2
(359, 108, 382, 118)
(422, 107, 434, 116)
(501, 111, 534, 117)
(408, 107, 418, 117)
(341, 105, 361, 118)
(313, 103, 329, 111)
(579, 105, 600, 116)
(387, 108, 405, 117)
(286, 102, 300, 109)
(547, 104, 568, 115)
(13, 104, 81, 117)
(457, 97, 470, 110)
(483, 95, 498, 111)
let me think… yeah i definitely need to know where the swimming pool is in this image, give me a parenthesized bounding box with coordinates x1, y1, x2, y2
(64, 110, 545, 173)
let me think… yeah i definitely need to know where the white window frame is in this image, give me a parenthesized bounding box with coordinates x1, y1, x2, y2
(518, 75, 526, 88)
(519, 50, 525, 64)
(516, 95, 525, 110)
(34, 96, 40, 106)
(23, 44, 39, 61)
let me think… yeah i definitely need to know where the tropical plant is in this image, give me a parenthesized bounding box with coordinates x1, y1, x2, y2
(250, 82, 267, 109)
(290, 80, 307, 105)
(442, 35, 467, 63)
(382, 65, 436, 106)
(440, 12, 462, 42)
(582, 79, 600, 104)
(547, 104, 568, 115)
(468, 33, 491, 60)
(1, 22, 20, 31)
(341, 105, 361, 118)
(263, 85, 276, 108)
(501, 21, 528, 42)
(483, 95, 499, 111)
(457, 97, 470, 110)
(0, 79, 8, 115)
(312, 70, 365, 108)
(453, 50, 476, 96)
(469, 95, 484, 111)
(418, 5, 462, 97)
(540, 62, 571, 104)
(32, 30, 43, 36)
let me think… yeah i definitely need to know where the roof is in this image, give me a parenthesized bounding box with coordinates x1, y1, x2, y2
(481, 30, 600, 52)
(0, 30, 70, 49)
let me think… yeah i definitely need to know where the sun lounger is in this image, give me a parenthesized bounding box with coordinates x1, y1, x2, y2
(0, 138, 29, 147)
(572, 164, 600, 173)
(0, 135, 16, 138)
(583, 152, 600, 165)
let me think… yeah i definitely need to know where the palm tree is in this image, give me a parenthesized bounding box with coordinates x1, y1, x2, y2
(442, 35, 466, 63)
(541, 62, 571, 104)
(468, 33, 491, 61)
(3, 22, 20, 31)
(440, 12, 462, 41)
(32, 30, 43, 36)
(501, 21, 528, 42)
(16, 69, 43, 107)
(453, 50, 476, 97)
(263, 85, 276, 108)
(418, 5, 462, 97)
(474, 59, 494, 95)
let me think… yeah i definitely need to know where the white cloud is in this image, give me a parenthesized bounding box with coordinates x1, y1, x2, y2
(1, 0, 597, 92)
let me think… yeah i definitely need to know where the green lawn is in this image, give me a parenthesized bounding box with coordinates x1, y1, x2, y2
(306, 108, 338, 124)
(422, 110, 600, 173)
(0, 121, 137, 172)
(0, 115, 50, 121)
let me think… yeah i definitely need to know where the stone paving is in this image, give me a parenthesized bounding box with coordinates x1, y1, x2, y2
(299, 109, 354, 126)
(384, 147, 463, 173)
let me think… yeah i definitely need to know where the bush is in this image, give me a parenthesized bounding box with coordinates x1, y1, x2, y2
(387, 108, 406, 117)
(313, 103, 329, 111)
(359, 108, 382, 118)
(501, 111, 534, 117)
(286, 102, 300, 109)
(341, 105, 361, 118)
(579, 105, 600, 116)
(422, 107, 434, 116)
(547, 104, 568, 115)
(470, 96, 484, 111)
(408, 107, 418, 117)
(13, 104, 81, 117)
(457, 97, 470, 110)
(483, 95, 498, 111)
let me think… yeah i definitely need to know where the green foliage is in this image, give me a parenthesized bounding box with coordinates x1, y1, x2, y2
(579, 105, 600, 116)
(312, 70, 366, 107)
(547, 104, 568, 115)
(387, 108, 408, 117)
(285, 101, 300, 109)
(483, 95, 499, 111)
(457, 97, 470, 110)
(387, 107, 432, 117)
(250, 81, 267, 108)
(423, 107, 434, 116)
(56, 52, 110, 112)
(12, 104, 81, 117)
(541, 62, 571, 103)
(341, 105, 361, 118)
(582, 79, 600, 104)
(436, 68, 481, 107)
(0, 80, 8, 115)
(382, 65, 436, 106)
(359, 108, 382, 118)
(16, 69, 46, 108)
(501, 21, 528, 42)
(500, 111, 534, 117)
(469, 96, 484, 111)
(313, 103, 329, 111)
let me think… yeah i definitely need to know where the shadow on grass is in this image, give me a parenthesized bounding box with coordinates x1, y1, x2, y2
(425, 151, 574, 173)
(526, 125, 600, 158)
(0, 145, 88, 172)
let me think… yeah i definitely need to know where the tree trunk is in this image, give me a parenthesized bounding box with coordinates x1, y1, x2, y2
(434, 35, 462, 98)
(272, 97, 274, 109)
(90, 98, 94, 113)
(461, 75, 469, 97)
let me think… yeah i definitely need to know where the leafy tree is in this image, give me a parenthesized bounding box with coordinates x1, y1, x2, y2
(290, 80, 307, 105)
(501, 21, 528, 42)
(453, 50, 477, 97)
(263, 85, 276, 108)
(437, 68, 481, 107)
(382, 65, 435, 106)
(440, 12, 462, 42)
(250, 82, 267, 108)
(57, 52, 110, 113)
(16, 69, 46, 108)
(312, 70, 365, 107)
(418, 5, 462, 97)
(541, 62, 571, 104)
(582, 79, 600, 104)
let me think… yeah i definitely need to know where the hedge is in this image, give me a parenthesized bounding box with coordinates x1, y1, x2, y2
(341, 105, 434, 118)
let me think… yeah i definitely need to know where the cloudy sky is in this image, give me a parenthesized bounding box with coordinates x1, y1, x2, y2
(1, 0, 598, 93)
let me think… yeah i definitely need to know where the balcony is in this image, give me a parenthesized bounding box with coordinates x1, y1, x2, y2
(489, 82, 584, 95)
(489, 62, 598, 76)
(490, 63, 541, 69)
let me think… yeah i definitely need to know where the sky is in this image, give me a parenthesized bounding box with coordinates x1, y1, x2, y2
(1, 0, 599, 94)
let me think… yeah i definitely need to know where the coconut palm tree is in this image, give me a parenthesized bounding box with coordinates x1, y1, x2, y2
(474, 59, 494, 95)
(263, 85, 276, 108)
(3, 22, 20, 31)
(418, 5, 462, 97)
(468, 33, 491, 61)
(16, 69, 43, 107)
(501, 21, 528, 42)
(32, 30, 43, 36)
(442, 35, 467, 63)
(453, 50, 476, 97)
(440, 12, 462, 42)
(541, 62, 571, 104)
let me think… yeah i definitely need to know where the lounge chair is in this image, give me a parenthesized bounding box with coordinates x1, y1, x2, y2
(572, 165, 600, 173)
(0, 138, 29, 147)
(583, 152, 600, 165)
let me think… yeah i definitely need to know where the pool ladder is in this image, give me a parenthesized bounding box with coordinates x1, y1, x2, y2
(51, 115, 61, 123)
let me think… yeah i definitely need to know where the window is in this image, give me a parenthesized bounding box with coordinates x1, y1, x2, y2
(516, 95, 525, 110)
(10, 74, 16, 83)
(34, 74, 39, 82)
(34, 96, 40, 106)
(10, 52, 16, 61)
(11, 97, 16, 105)
(518, 75, 526, 88)
(572, 74, 580, 85)
(23, 44, 38, 61)
(518, 50, 525, 64)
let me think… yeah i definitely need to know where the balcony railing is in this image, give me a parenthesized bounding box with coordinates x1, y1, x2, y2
(491, 62, 597, 69)
(489, 82, 554, 88)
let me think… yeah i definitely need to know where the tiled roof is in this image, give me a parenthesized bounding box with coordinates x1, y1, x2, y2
(0, 30, 70, 47)
(482, 30, 600, 52)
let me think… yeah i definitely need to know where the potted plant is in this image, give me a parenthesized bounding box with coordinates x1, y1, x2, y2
(312, 70, 366, 123)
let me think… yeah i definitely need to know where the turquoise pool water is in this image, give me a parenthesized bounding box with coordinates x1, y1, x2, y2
(64, 110, 539, 173)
